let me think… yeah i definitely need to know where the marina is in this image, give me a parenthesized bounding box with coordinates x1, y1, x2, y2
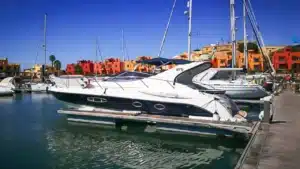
(0, 93, 247, 169)
(1, 0, 300, 168)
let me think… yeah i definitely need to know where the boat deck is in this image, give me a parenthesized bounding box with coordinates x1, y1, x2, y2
(236, 90, 300, 169)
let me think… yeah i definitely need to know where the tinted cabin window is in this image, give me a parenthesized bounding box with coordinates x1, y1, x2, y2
(211, 71, 232, 80)
(174, 62, 211, 88)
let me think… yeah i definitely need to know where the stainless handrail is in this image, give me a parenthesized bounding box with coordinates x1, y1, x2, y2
(92, 76, 103, 89)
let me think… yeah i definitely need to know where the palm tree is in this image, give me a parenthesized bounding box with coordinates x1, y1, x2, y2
(54, 60, 61, 70)
(49, 55, 56, 68)
(54, 60, 62, 76)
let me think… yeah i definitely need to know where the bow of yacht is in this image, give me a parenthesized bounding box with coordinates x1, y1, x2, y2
(0, 77, 15, 96)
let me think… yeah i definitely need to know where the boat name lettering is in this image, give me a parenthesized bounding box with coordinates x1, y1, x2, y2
(87, 97, 107, 103)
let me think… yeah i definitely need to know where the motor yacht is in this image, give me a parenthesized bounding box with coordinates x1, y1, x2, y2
(0, 77, 15, 96)
(49, 62, 248, 122)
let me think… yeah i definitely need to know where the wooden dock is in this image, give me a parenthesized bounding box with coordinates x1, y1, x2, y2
(236, 90, 300, 169)
(57, 108, 260, 138)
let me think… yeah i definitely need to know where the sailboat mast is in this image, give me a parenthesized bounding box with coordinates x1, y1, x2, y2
(95, 37, 98, 76)
(230, 0, 236, 68)
(243, 0, 248, 69)
(121, 29, 125, 61)
(187, 0, 192, 61)
(43, 13, 47, 75)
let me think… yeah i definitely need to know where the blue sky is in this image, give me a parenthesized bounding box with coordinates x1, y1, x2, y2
(0, 0, 299, 69)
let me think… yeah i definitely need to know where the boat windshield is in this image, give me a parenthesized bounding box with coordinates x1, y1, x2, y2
(211, 70, 246, 81)
(104, 71, 153, 81)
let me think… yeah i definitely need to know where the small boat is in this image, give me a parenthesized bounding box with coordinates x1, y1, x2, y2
(0, 77, 15, 96)
(49, 74, 90, 89)
(192, 62, 270, 100)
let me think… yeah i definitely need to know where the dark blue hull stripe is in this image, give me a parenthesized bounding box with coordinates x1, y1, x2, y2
(51, 91, 213, 117)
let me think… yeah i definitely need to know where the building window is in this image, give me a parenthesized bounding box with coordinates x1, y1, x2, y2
(292, 56, 300, 61)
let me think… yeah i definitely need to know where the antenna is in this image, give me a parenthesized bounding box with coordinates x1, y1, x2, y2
(187, 0, 193, 61)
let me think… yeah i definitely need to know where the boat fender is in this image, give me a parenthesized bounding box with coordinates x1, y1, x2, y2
(234, 111, 248, 119)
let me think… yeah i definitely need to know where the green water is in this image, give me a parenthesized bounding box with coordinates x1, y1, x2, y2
(0, 94, 247, 169)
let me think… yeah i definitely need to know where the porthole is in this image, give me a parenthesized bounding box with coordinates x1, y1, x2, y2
(154, 104, 165, 110)
(132, 101, 142, 108)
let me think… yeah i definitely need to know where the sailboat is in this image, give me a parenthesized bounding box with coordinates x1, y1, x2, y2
(24, 14, 51, 93)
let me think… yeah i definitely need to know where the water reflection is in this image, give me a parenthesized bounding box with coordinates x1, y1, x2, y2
(46, 126, 245, 169)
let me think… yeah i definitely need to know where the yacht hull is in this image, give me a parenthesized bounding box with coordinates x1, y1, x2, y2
(50, 91, 214, 118)
(196, 84, 269, 100)
(215, 86, 268, 100)
(0, 91, 14, 97)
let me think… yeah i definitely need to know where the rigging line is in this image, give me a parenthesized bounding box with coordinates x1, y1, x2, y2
(247, 0, 259, 27)
(157, 0, 177, 58)
(245, 1, 275, 76)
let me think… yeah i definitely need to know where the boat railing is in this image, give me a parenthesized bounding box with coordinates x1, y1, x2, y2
(128, 77, 176, 90)
(90, 77, 104, 89)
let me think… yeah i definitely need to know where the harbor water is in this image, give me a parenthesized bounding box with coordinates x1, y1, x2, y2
(0, 93, 248, 169)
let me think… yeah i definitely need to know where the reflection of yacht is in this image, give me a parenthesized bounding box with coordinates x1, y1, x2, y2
(50, 62, 247, 122)
(45, 127, 243, 169)
(192, 62, 270, 100)
(0, 77, 15, 96)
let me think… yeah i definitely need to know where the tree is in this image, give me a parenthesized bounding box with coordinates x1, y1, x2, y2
(49, 55, 56, 68)
(75, 64, 83, 75)
(54, 60, 62, 76)
(54, 60, 61, 70)
(238, 42, 259, 53)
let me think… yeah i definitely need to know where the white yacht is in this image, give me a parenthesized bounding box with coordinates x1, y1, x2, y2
(0, 77, 15, 96)
(192, 62, 270, 100)
(24, 81, 51, 92)
(49, 62, 248, 123)
(49, 74, 89, 89)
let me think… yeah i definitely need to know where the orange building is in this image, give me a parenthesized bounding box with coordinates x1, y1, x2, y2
(237, 51, 264, 71)
(123, 60, 136, 71)
(93, 62, 104, 75)
(104, 58, 124, 75)
(272, 46, 300, 72)
(135, 56, 152, 73)
(66, 64, 75, 74)
(211, 51, 233, 68)
(248, 52, 264, 71)
(173, 52, 202, 61)
(78, 60, 94, 75)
